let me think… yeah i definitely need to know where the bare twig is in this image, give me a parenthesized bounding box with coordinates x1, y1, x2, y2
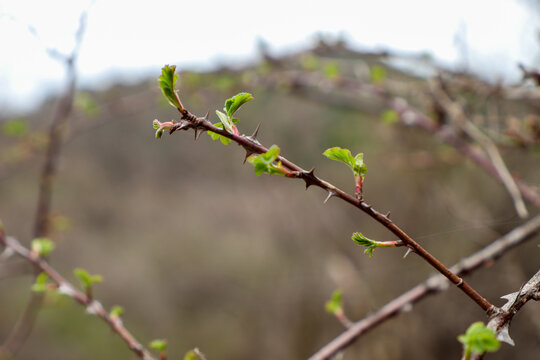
(1, 11, 87, 357)
(430, 78, 528, 219)
(0, 227, 157, 360)
(309, 213, 540, 360)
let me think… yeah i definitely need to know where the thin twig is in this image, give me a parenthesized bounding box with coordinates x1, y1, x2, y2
(1, 11, 87, 357)
(430, 78, 528, 219)
(308, 213, 540, 360)
(0, 228, 157, 360)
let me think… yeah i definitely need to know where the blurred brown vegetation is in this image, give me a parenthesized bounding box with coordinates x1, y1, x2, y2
(1, 46, 539, 359)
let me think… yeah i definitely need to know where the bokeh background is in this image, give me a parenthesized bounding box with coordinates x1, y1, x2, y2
(1, 1, 539, 359)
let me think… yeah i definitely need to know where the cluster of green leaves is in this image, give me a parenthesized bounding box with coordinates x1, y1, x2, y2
(158, 65, 183, 110)
(31, 237, 55, 257)
(323, 147, 366, 178)
(458, 322, 500, 358)
(74, 268, 103, 295)
(209, 92, 253, 144)
(247, 145, 287, 176)
(325, 289, 344, 315)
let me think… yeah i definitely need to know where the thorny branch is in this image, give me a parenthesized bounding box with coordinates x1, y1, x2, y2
(308, 213, 540, 360)
(0, 227, 157, 360)
(486, 267, 540, 347)
(158, 85, 495, 314)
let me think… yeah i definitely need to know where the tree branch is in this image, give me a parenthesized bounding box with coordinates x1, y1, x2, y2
(0, 226, 157, 360)
(157, 82, 494, 313)
(309, 213, 540, 360)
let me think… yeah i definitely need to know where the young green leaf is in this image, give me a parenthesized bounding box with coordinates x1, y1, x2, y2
(31, 272, 51, 292)
(109, 305, 124, 318)
(183, 350, 198, 360)
(325, 289, 343, 314)
(370, 64, 387, 84)
(207, 122, 232, 145)
(158, 65, 183, 110)
(2, 118, 28, 137)
(458, 322, 500, 356)
(247, 145, 287, 176)
(149, 339, 168, 352)
(323, 61, 340, 78)
(216, 110, 235, 134)
(381, 109, 399, 124)
(352, 232, 378, 257)
(31, 238, 55, 257)
(323, 147, 367, 178)
(74, 268, 103, 292)
(224, 92, 253, 117)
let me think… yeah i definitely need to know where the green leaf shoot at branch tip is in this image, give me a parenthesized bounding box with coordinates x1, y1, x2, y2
(109, 305, 124, 318)
(149, 339, 168, 352)
(325, 289, 344, 315)
(74, 268, 103, 292)
(458, 322, 500, 357)
(31, 238, 55, 257)
(153, 119, 175, 139)
(31, 272, 51, 292)
(247, 145, 287, 176)
(323, 147, 367, 195)
(224, 92, 253, 118)
(158, 65, 183, 110)
(352, 232, 378, 257)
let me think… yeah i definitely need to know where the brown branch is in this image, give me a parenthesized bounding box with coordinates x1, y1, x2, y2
(1, 12, 87, 357)
(161, 100, 494, 314)
(256, 71, 540, 210)
(0, 226, 157, 360)
(430, 77, 528, 219)
(309, 213, 540, 360)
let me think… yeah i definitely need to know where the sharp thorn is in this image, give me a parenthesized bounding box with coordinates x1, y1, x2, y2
(204, 110, 210, 121)
(251, 122, 261, 139)
(243, 149, 255, 164)
(386, 211, 391, 218)
(403, 247, 414, 259)
(324, 190, 336, 204)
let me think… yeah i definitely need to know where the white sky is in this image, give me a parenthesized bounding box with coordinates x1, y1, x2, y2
(0, 0, 538, 113)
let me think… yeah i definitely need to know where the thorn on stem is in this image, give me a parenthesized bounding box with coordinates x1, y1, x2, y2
(301, 168, 317, 189)
(243, 148, 255, 164)
(324, 190, 337, 204)
(386, 211, 391, 218)
(250, 122, 261, 140)
(403, 247, 414, 258)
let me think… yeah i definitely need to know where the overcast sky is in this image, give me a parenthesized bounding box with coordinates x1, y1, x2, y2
(0, 0, 538, 113)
